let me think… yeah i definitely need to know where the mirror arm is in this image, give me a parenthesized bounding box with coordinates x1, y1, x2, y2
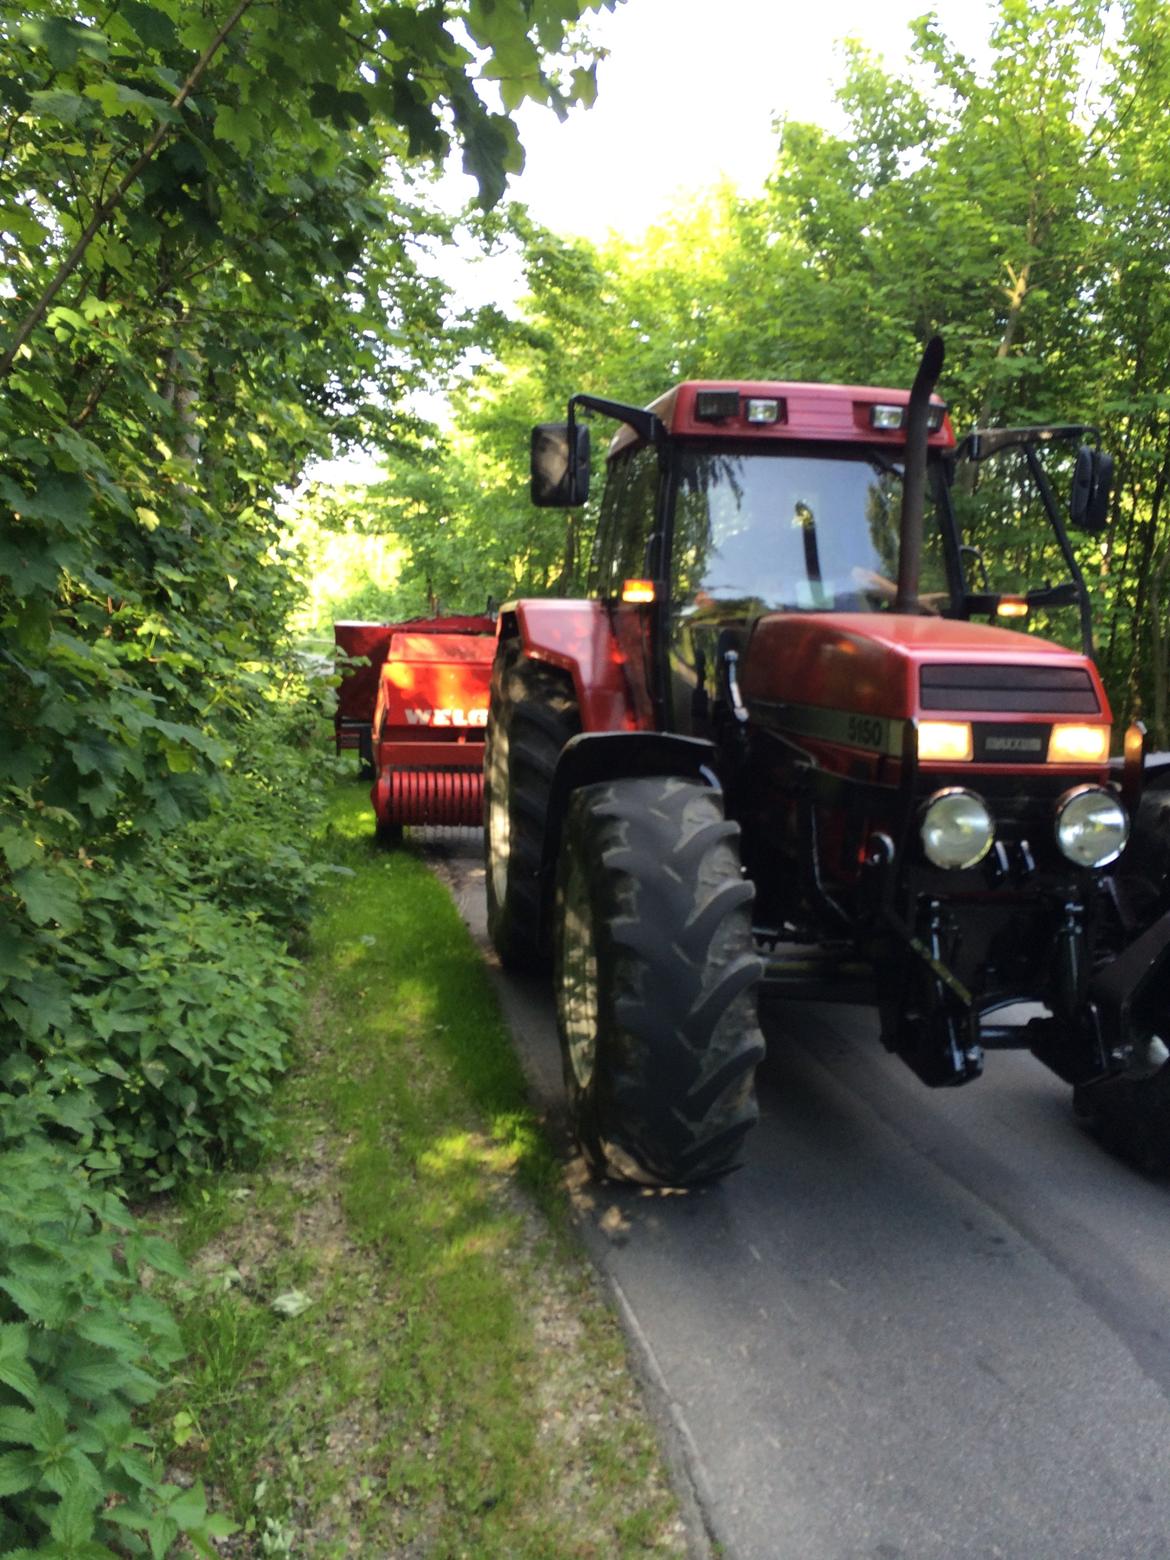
(566, 394, 664, 504)
(567, 394, 663, 445)
(1021, 443, 1095, 660)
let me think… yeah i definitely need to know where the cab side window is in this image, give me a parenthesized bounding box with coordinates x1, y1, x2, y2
(592, 445, 659, 598)
(588, 457, 626, 596)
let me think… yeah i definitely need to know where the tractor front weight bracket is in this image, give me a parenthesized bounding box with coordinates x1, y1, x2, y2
(877, 896, 983, 1088)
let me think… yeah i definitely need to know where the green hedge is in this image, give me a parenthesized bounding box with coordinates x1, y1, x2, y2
(0, 677, 331, 1551)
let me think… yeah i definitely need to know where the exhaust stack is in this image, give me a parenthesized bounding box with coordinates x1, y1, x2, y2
(895, 335, 945, 614)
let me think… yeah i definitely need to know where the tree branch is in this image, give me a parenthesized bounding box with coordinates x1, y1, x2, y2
(0, 0, 256, 379)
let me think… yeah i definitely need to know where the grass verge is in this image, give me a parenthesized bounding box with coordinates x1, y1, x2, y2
(154, 781, 689, 1557)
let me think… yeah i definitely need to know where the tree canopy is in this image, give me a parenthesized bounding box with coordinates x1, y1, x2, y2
(1, 0, 613, 1028)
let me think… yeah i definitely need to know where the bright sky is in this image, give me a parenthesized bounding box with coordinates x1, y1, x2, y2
(433, 0, 998, 316)
(313, 0, 999, 476)
(506, 0, 998, 245)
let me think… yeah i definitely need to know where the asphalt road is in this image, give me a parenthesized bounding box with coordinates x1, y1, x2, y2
(426, 830, 1170, 1560)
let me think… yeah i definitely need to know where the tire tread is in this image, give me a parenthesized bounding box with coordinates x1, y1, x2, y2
(557, 775, 765, 1184)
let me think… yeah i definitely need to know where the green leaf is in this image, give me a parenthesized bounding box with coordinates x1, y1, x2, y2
(0, 928, 35, 986)
(73, 1316, 139, 1357)
(21, 17, 109, 68)
(0, 206, 49, 247)
(0, 1403, 37, 1446)
(0, 827, 39, 873)
(0, 1326, 37, 1406)
(13, 599, 51, 657)
(29, 90, 87, 126)
(112, 83, 179, 124)
(0, 1274, 69, 1330)
(124, 1236, 186, 1280)
(63, 1355, 148, 1398)
(0, 1448, 41, 1497)
(48, 1472, 99, 1545)
(212, 103, 260, 153)
(122, 1, 178, 50)
(570, 64, 597, 108)
(11, 866, 81, 931)
(6, 472, 91, 534)
(0, 537, 69, 593)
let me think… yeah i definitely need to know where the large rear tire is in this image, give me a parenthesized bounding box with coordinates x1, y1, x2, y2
(554, 776, 765, 1185)
(484, 639, 579, 971)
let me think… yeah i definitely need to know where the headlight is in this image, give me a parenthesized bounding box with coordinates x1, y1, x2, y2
(920, 788, 995, 870)
(1055, 786, 1128, 868)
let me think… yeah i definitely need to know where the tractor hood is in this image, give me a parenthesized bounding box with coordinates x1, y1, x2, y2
(739, 612, 1111, 729)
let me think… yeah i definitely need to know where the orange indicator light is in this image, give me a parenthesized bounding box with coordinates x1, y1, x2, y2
(918, 721, 974, 762)
(1048, 724, 1110, 763)
(1125, 721, 1146, 768)
(996, 596, 1029, 618)
(622, 579, 656, 604)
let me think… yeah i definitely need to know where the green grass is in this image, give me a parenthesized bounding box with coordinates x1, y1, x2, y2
(154, 782, 687, 1557)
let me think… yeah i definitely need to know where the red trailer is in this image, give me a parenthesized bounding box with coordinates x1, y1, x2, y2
(332, 616, 495, 841)
(369, 627, 495, 841)
(333, 616, 492, 767)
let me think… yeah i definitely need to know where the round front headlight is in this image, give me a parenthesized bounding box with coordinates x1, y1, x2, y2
(920, 788, 995, 870)
(1055, 786, 1129, 868)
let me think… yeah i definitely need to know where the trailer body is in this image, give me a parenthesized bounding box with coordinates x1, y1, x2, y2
(332, 615, 494, 836)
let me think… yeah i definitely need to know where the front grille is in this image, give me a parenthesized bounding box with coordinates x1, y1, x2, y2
(920, 663, 1099, 714)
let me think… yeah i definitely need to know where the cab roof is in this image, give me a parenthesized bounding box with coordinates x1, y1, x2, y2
(608, 379, 954, 458)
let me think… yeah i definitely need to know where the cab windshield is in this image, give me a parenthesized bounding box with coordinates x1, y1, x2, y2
(670, 447, 950, 613)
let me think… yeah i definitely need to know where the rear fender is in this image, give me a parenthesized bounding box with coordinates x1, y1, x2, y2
(501, 600, 640, 733)
(540, 730, 721, 888)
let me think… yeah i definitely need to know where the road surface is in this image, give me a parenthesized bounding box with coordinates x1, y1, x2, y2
(428, 830, 1170, 1560)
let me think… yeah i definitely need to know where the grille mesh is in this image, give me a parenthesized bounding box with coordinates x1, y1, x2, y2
(920, 663, 1099, 714)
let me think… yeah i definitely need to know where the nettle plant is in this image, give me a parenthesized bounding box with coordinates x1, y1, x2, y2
(0, 1083, 233, 1557)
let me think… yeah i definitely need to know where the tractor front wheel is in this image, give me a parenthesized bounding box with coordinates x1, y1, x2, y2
(554, 775, 765, 1185)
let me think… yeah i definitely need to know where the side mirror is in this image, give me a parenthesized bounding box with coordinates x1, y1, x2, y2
(531, 422, 590, 507)
(1070, 445, 1112, 534)
(1087, 450, 1113, 533)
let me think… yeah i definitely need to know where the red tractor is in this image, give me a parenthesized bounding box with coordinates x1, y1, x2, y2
(483, 340, 1170, 1185)
(333, 616, 495, 841)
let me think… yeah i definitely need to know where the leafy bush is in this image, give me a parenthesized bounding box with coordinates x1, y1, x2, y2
(162, 664, 336, 948)
(73, 885, 301, 1191)
(0, 1083, 232, 1557)
(6, 844, 309, 1196)
(2, 665, 328, 1193)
